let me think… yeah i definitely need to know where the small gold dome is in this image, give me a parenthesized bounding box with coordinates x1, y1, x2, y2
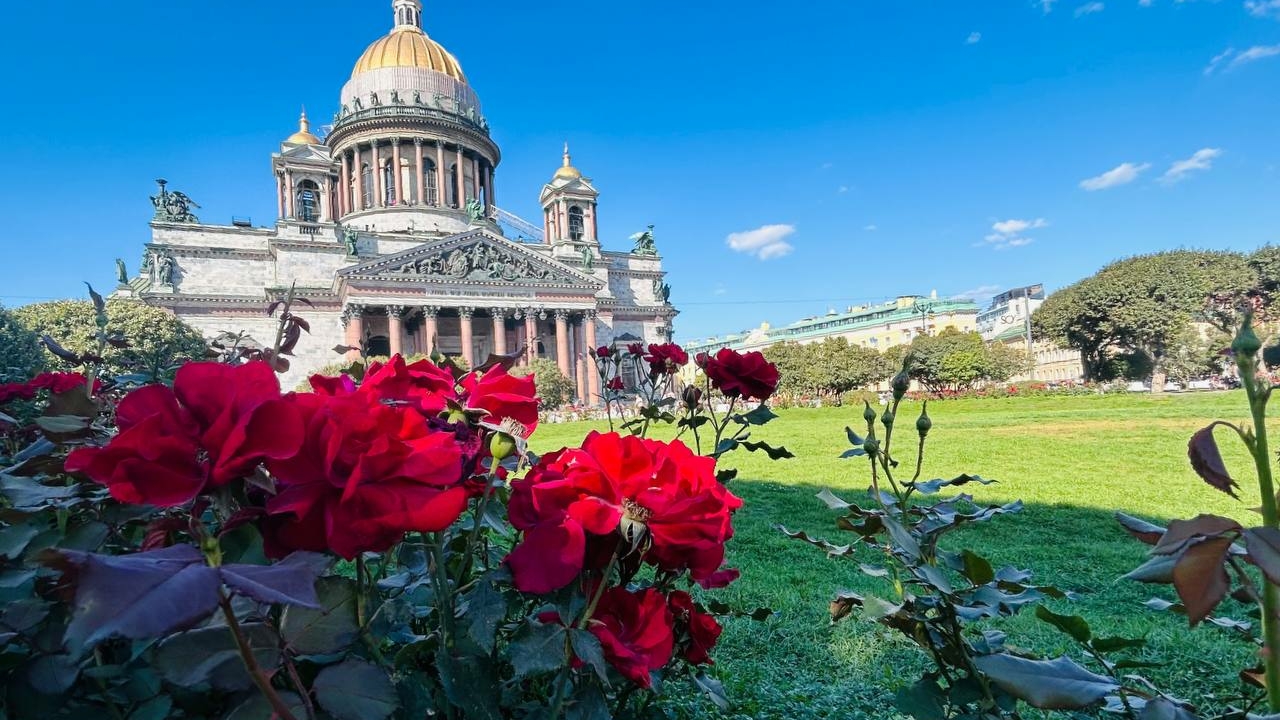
(352, 26, 467, 82)
(284, 109, 321, 145)
(554, 142, 582, 180)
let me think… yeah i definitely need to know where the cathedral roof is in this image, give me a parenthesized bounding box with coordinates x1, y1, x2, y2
(553, 143, 582, 180)
(352, 25, 466, 82)
(282, 109, 321, 146)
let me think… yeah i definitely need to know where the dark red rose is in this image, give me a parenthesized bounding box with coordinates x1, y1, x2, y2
(643, 343, 689, 377)
(595, 346, 613, 358)
(66, 362, 302, 507)
(587, 587, 674, 687)
(696, 567, 740, 589)
(0, 372, 93, 404)
(460, 365, 539, 433)
(701, 348, 779, 402)
(505, 432, 741, 593)
(668, 590, 722, 665)
(263, 390, 465, 559)
(694, 352, 710, 368)
(606, 376, 625, 392)
(626, 343, 645, 357)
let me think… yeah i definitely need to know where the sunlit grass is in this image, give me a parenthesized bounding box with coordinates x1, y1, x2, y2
(533, 391, 1267, 719)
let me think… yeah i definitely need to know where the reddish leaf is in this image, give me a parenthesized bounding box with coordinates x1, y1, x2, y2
(1116, 512, 1167, 545)
(279, 323, 302, 355)
(293, 297, 314, 307)
(1188, 423, 1240, 498)
(1172, 536, 1234, 626)
(1152, 514, 1241, 555)
(41, 335, 81, 364)
(85, 283, 105, 315)
(1243, 527, 1280, 585)
(141, 517, 190, 551)
(289, 316, 311, 333)
(266, 301, 282, 317)
(332, 344, 358, 356)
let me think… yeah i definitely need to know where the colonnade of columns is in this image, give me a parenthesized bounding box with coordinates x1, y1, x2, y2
(334, 138, 497, 219)
(341, 303, 599, 404)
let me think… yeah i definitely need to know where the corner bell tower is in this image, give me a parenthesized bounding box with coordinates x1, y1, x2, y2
(539, 143, 600, 257)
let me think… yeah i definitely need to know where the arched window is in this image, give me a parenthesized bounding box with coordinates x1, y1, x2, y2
(360, 164, 373, 209)
(568, 206, 584, 241)
(382, 161, 397, 206)
(296, 180, 321, 222)
(424, 159, 438, 206)
(448, 164, 459, 207)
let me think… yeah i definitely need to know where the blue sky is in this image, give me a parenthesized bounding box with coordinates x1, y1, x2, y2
(0, 1, 1277, 342)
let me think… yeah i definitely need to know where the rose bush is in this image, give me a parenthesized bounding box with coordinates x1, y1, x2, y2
(0, 294, 786, 720)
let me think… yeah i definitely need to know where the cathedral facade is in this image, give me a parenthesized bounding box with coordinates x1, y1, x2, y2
(121, 0, 675, 400)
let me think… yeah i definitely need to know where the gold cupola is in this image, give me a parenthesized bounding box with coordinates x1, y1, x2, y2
(283, 108, 321, 146)
(351, 0, 467, 82)
(554, 143, 582, 180)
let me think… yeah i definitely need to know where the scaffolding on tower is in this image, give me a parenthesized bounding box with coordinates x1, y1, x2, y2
(493, 206, 544, 243)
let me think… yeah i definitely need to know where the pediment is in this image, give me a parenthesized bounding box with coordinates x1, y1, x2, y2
(280, 145, 331, 162)
(339, 228, 602, 289)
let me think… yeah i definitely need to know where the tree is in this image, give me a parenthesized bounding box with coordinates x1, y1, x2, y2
(0, 304, 45, 381)
(1033, 250, 1256, 385)
(14, 299, 208, 380)
(1163, 325, 1229, 384)
(513, 358, 575, 410)
(809, 338, 892, 397)
(762, 342, 815, 398)
(908, 329, 1028, 392)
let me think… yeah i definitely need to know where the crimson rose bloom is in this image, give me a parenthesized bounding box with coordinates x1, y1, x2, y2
(263, 390, 465, 559)
(0, 372, 95, 405)
(626, 342, 645, 357)
(643, 343, 688, 377)
(701, 348, 780, 402)
(66, 362, 301, 507)
(460, 364, 539, 432)
(668, 590, 722, 665)
(588, 587, 674, 687)
(595, 346, 613, 358)
(505, 432, 741, 593)
(606, 376, 625, 391)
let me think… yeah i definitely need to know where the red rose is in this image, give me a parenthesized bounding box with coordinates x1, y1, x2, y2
(460, 364, 539, 433)
(626, 343, 645, 357)
(595, 346, 613, 358)
(588, 587, 674, 687)
(606, 376, 625, 392)
(668, 590, 722, 665)
(701, 348, 779, 402)
(65, 362, 302, 507)
(354, 354, 457, 416)
(643, 343, 689, 377)
(263, 391, 465, 559)
(505, 432, 741, 593)
(0, 372, 93, 404)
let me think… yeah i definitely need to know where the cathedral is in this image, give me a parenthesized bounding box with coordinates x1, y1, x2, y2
(120, 0, 676, 400)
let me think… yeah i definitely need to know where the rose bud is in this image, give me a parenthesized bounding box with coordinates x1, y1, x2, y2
(891, 371, 910, 401)
(596, 346, 613, 358)
(863, 402, 877, 425)
(916, 402, 932, 438)
(682, 385, 703, 411)
(881, 410, 894, 428)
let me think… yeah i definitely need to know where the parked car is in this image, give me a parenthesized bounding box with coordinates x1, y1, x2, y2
(1126, 381, 1150, 392)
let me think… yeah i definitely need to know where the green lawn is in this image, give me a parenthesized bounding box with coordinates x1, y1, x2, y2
(532, 391, 1267, 719)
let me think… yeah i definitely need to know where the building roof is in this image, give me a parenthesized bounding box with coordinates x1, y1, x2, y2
(351, 23, 466, 82)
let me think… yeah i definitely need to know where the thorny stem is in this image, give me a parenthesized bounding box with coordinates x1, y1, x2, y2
(1241, 355, 1280, 712)
(280, 649, 318, 720)
(578, 548, 623, 629)
(270, 281, 298, 360)
(92, 648, 126, 720)
(429, 534, 456, 649)
(547, 660, 574, 720)
(460, 457, 504, 583)
(218, 591, 300, 720)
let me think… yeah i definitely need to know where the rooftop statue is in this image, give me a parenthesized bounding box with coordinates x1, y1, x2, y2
(114, 258, 128, 286)
(581, 245, 594, 271)
(342, 226, 359, 257)
(629, 225, 657, 256)
(653, 278, 671, 304)
(150, 179, 200, 223)
(464, 197, 485, 223)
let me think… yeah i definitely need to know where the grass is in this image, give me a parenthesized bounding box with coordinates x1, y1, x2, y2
(532, 391, 1269, 719)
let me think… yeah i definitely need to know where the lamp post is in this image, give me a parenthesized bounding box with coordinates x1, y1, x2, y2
(912, 300, 936, 337)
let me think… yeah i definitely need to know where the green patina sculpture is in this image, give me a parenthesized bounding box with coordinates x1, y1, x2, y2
(342, 226, 359, 256)
(149, 179, 200, 223)
(653, 278, 671, 303)
(581, 245, 594, 270)
(464, 197, 486, 223)
(630, 225, 657, 255)
(114, 258, 128, 285)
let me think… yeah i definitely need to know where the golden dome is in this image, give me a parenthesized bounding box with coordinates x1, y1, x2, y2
(554, 142, 582, 180)
(352, 26, 467, 82)
(284, 108, 321, 145)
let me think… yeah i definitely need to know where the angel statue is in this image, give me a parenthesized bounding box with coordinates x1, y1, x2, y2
(581, 245, 594, 271)
(149, 179, 200, 223)
(342, 226, 359, 257)
(629, 225, 657, 256)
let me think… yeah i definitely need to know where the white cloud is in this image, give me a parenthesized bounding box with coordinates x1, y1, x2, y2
(820, 162, 833, 170)
(980, 218, 1046, 250)
(1075, 1, 1105, 16)
(1206, 44, 1280, 74)
(864, 224, 878, 232)
(1246, 0, 1280, 18)
(1160, 147, 1222, 183)
(1078, 162, 1150, 191)
(837, 185, 849, 193)
(1040, 0, 1058, 13)
(951, 284, 1003, 302)
(726, 224, 795, 261)
(966, 31, 982, 44)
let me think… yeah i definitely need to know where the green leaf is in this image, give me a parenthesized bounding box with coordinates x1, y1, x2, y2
(280, 576, 358, 655)
(0, 523, 40, 560)
(225, 691, 308, 720)
(0, 475, 80, 510)
(1089, 636, 1147, 653)
(894, 678, 947, 720)
(737, 404, 778, 426)
(1141, 697, 1201, 720)
(960, 549, 995, 585)
(881, 516, 921, 561)
(127, 695, 173, 720)
(34, 415, 90, 434)
(25, 654, 80, 694)
(569, 628, 609, 683)
(463, 580, 507, 653)
(1034, 606, 1092, 644)
(859, 595, 903, 621)
(715, 468, 738, 483)
(740, 440, 795, 460)
(815, 488, 851, 511)
(972, 653, 1117, 710)
(694, 672, 730, 711)
(509, 620, 567, 678)
(314, 659, 399, 720)
(152, 623, 279, 691)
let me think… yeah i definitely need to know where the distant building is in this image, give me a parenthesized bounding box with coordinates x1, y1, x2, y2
(977, 284, 1044, 342)
(979, 284, 1084, 383)
(684, 294, 980, 355)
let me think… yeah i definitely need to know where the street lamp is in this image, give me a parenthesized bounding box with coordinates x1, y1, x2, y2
(912, 301, 936, 336)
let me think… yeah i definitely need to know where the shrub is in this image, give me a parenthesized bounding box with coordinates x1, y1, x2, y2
(13, 298, 207, 380)
(512, 357, 575, 409)
(0, 304, 45, 381)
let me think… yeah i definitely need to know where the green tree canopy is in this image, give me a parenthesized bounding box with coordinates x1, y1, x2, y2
(908, 329, 1028, 392)
(14, 299, 208, 380)
(1033, 249, 1256, 381)
(512, 357, 575, 410)
(762, 339, 891, 400)
(0, 304, 46, 381)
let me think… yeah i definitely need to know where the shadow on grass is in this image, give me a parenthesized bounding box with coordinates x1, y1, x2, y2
(695, 476, 1258, 720)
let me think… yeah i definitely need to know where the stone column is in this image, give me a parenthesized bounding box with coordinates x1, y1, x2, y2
(285, 170, 296, 219)
(373, 141, 385, 208)
(414, 138, 425, 205)
(487, 165, 496, 213)
(321, 178, 334, 223)
(352, 146, 364, 211)
(455, 144, 465, 205)
(554, 310, 571, 379)
(275, 173, 285, 219)
(574, 315, 588, 402)
(421, 306, 439, 356)
(343, 304, 364, 362)
(387, 306, 404, 357)
(524, 312, 538, 364)
(435, 141, 446, 207)
(584, 310, 599, 405)
(471, 156, 481, 202)
(391, 140, 403, 206)
(491, 308, 507, 355)
(339, 152, 350, 217)
(459, 307, 475, 368)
